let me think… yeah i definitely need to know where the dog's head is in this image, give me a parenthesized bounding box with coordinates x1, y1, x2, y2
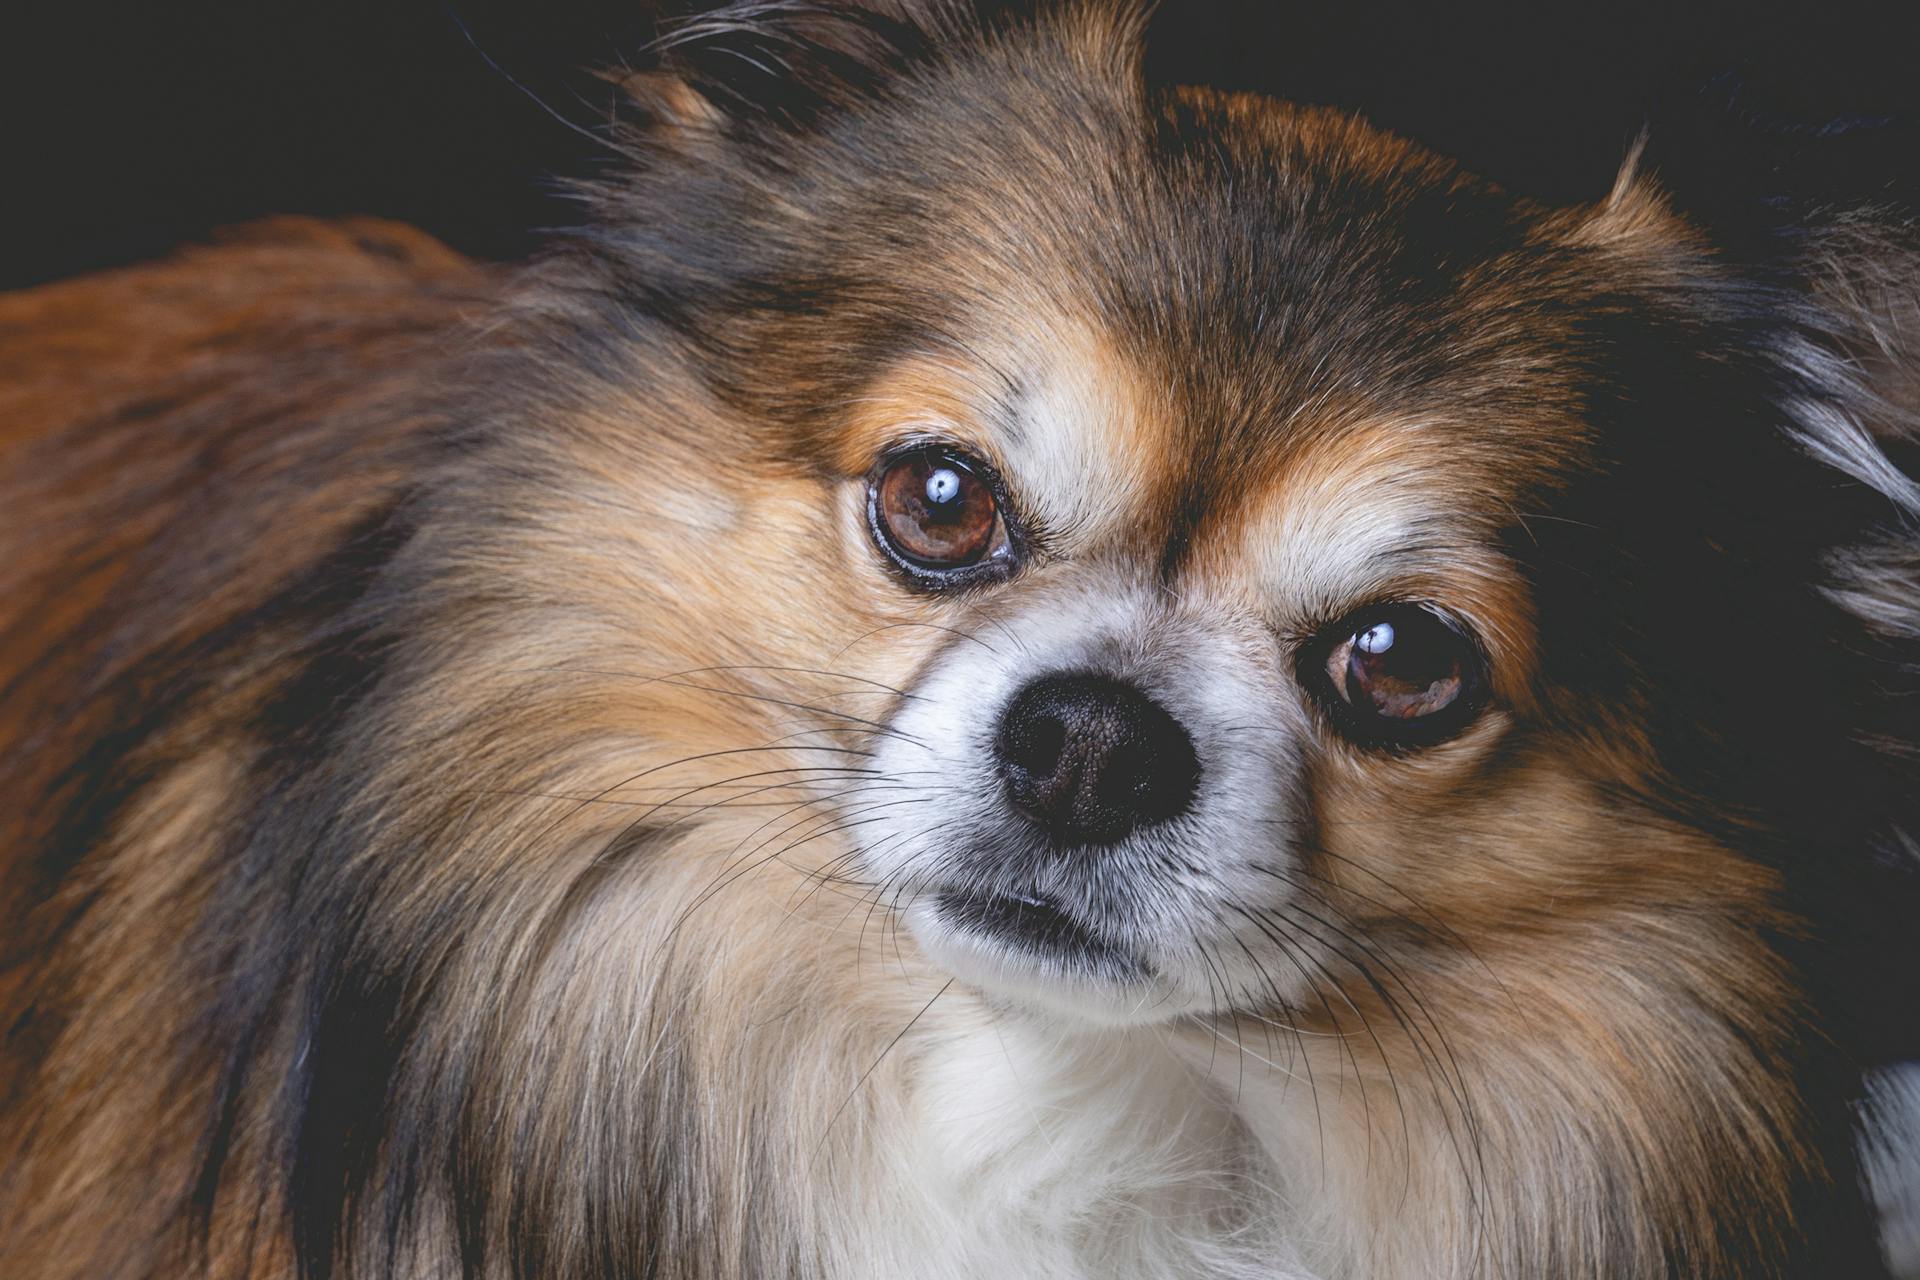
(501, 0, 1917, 1040)
(363, 9, 1919, 1268)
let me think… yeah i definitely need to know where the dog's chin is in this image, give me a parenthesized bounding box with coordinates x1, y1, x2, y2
(901, 891, 1192, 1027)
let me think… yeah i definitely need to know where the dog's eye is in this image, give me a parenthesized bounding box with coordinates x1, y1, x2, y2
(868, 447, 1011, 581)
(1314, 605, 1484, 744)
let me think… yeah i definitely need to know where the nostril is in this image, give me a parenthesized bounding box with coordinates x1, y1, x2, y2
(994, 672, 1200, 847)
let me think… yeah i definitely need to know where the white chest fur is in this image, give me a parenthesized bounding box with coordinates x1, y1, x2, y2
(833, 1000, 1319, 1280)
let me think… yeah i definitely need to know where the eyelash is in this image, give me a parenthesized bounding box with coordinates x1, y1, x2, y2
(1293, 602, 1490, 749)
(864, 443, 1029, 590)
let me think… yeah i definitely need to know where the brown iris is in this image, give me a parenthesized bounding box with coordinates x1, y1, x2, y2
(872, 448, 1002, 571)
(1318, 604, 1483, 742)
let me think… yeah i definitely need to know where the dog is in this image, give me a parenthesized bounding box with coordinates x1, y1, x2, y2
(2, 2, 1916, 1276)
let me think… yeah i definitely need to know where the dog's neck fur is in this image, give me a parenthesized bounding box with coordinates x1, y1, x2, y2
(831, 1004, 1302, 1280)
(466, 819, 1852, 1280)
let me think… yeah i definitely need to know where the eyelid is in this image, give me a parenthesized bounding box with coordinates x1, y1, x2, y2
(864, 442, 1029, 590)
(1296, 602, 1490, 748)
(873, 430, 1050, 556)
(882, 431, 1002, 479)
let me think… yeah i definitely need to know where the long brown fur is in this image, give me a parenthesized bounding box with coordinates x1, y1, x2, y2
(2, 3, 1916, 1277)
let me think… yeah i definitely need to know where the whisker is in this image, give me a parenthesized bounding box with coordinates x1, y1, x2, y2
(1242, 878, 1485, 1214)
(1249, 862, 1487, 1141)
(1191, 930, 1249, 1102)
(523, 662, 921, 702)
(809, 979, 954, 1171)
(1223, 902, 1406, 1191)
(830, 619, 1001, 662)
(666, 791, 945, 934)
(522, 742, 877, 851)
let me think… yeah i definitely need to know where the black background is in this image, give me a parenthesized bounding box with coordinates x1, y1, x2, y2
(2, 1, 1915, 291)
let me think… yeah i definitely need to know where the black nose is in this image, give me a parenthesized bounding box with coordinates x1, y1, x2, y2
(995, 673, 1200, 847)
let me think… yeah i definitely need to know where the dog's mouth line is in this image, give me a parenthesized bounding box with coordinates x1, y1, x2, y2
(932, 888, 1144, 976)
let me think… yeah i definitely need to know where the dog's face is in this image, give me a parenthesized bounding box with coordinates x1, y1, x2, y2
(822, 146, 1556, 1024)
(566, 10, 1869, 1037)
(851, 368, 1527, 1023)
(844, 309, 1546, 1025)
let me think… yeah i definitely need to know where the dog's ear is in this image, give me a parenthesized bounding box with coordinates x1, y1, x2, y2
(605, 0, 1146, 144)
(1723, 116, 1920, 1069)
(1631, 79, 1920, 451)
(603, 1, 962, 142)
(1618, 80, 1920, 540)
(1606, 84, 1920, 1059)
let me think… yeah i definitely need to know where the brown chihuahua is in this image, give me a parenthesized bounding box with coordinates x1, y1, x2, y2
(2, 2, 1916, 1276)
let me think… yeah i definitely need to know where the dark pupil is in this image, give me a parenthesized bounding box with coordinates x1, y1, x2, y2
(880, 453, 996, 566)
(1346, 612, 1465, 720)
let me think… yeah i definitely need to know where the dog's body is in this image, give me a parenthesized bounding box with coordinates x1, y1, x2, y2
(3, 4, 1918, 1277)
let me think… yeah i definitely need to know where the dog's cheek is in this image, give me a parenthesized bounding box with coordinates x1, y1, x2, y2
(1312, 725, 1761, 911)
(496, 402, 947, 750)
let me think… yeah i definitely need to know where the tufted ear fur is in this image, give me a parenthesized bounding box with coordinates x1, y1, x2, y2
(1808, 237, 1920, 1068)
(1795, 213, 1920, 1064)
(602, 0, 1149, 146)
(1616, 97, 1920, 1065)
(603, 0, 966, 139)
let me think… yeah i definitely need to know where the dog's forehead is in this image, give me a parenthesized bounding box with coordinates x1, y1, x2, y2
(833, 85, 1607, 619)
(968, 318, 1547, 631)
(916, 94, 1593, 503)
